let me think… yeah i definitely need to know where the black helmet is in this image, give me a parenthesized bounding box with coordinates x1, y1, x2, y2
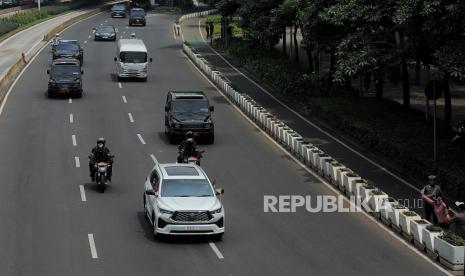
(97, 137, 106, 149)
(185, 131, 194, 139)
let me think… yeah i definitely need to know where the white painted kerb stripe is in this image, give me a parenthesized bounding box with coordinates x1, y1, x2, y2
(88, 234, 98, 259)
(137, 134, 146, 145)
(79, 185, 86, 202)
(209, 242, 224, 259)
(72, 135, 77, 146)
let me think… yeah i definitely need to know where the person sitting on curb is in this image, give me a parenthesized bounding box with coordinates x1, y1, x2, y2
(422, 194, 450, 229)
(450, 202, 465, 238)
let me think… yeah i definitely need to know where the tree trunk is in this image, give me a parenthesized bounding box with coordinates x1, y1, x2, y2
(415, 56, 421, 85)
(375, 77, 384, 99)
(443, 77, 452, 129)
(293, 24, 299, 63)
(282, 26, 286, 56)
(402, 57, 410, 109)
(306, 48, 314, 72)
(327, 48, 336, 90)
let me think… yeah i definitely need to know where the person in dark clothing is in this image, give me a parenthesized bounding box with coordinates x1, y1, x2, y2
(450, 202, 465, 238)
(177, 131, 201, 163)
(205, 21, 210, 38)
(208, 21, 214, 39)
(89, 138, 114, 182)
(421, 175, 439, 224)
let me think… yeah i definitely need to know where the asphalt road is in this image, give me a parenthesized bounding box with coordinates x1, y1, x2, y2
(0, 11, 449, 276)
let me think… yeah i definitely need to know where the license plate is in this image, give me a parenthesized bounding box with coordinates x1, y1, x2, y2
(184, 226, 200, 231)
(60, 87, 69, 93)
(129, 74, 137, 77)
(194, 132, 200, 137)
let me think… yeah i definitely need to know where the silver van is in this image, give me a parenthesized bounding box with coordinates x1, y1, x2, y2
(114, 38, 152, 81)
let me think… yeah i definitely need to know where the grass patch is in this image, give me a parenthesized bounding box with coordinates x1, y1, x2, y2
(206, 15, 242, 37)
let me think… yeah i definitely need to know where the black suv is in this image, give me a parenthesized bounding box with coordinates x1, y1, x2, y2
(47, 59, 83, 98)
(165, 91, 215, 144)
(52, 40, 84, 65)
(129, 8, 146, 26)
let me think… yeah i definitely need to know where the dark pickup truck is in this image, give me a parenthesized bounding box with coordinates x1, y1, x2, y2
(47, 59, 83, 98)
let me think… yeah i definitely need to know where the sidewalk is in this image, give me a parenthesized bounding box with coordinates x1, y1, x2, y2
(181, 16, 429, 213)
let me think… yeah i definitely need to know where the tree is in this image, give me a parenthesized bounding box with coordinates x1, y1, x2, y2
(272, 0, 299, 61)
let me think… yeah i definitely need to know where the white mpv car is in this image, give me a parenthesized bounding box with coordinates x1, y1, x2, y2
(143, 163, 225, 240)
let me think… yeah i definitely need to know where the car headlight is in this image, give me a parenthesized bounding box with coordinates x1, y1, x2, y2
(159, 208, 174, 215)
(210, 207, 222, 214)
(204, 123, 212, 128)
(49, 79, 56, 84)
(172, 123, 181, 129)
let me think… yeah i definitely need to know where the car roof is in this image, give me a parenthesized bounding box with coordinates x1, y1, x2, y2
(52, 58, 80, 66)
(157, 163, 207, 180)
(118, 39, 147, 52)
(130, 7, 144, 11)
(60, 39, 79, 44)
(170, 91, 206, 100)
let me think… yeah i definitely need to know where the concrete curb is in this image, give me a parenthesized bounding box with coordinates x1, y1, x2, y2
(179, 10, 464, 272)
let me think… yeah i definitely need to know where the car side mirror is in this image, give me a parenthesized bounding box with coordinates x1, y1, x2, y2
(209, 106, 214, 112)
(81, 70, 84, 75)
(114, 57, 117, 62)
(145, 190, 156, 196)
(46, 69, 50, 74)
(215, 188, 224, 195)
(149, 57, 153, 62)
(212, 179, 216, 187)
(164, 106, 169, 112)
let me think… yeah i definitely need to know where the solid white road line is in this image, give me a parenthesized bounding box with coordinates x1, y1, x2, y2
(184, 53, 451, 275)
(128, 113, 134, 123)
(137, 134, 146, 145)
(72, 135, 77, 146)
(209, 242, 224, 259)
(79, 185, 87, 202)
(75, 156, 80, 168)
(69, 98, 72, 104)
(118, 82, 122, 89)
(195, 19, 420, 193)
(150, 154, 158, 164)
(69, 113, 74, 123)
(122, 95, 127, 103)
(88, 234, 98, 259)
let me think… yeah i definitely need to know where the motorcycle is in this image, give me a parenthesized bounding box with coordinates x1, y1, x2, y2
(179, 150, 204, 166)
(452, 122, 465, 146)
(89, 154, 114, 193)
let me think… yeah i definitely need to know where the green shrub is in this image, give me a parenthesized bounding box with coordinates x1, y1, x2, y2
(439, 231, 465, 246)
(414, 219, 429, 224)
(371, 189, 385, 195)
(426, 225, 443, 232)
(403, 211, 418, 216)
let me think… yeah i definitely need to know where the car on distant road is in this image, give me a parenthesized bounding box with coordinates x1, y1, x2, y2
(46, 58, 83, 98)
(53, 39, 83, 64)
(143, 163, 225, 240)
(110, 4, 126, 18)
(128, 7, 145, 26)
(165, 91, 215, 144)
(114, 38, 152, 81)
(94, 25, 116, 41)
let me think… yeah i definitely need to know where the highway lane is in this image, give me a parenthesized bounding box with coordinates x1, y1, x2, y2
(0, 10, 449, 276)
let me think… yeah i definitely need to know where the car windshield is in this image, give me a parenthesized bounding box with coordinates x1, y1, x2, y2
(161, 179, 214, 197)
(51, 65, 80, 77)
(57, 43, 78, 52)
(171, 100, 209, 113)
(112, 5, 125, 11)
(120, 51, 147, 63)
(97, 26, 114, 33)
(130, 10, 144, 16)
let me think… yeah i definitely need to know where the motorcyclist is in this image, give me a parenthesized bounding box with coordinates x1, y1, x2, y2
(177, 131, 201, 163)
(89, 138, 114, 182)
